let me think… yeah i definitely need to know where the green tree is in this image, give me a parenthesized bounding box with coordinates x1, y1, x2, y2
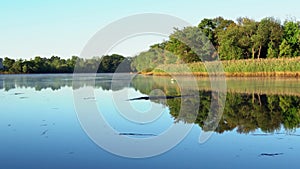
(279, 39, 293, 57)
(3, 57, 15, 71)
(10, 59, 23, 73)
(218, 23, 244, 60)
(98, 54, 130, 73)
(251, 17, 283, 59)
(166, 27, 215, 62)
(237, 17, 258, 59)
(213, 17, 235, 49)
(131, 48, 166, 72)
(267, 18, 284, 58)
(66, 56, 79, 72)
(198, 17, 235, 49)
(198, 18, 216, 46)
(280, 20, 300, 57)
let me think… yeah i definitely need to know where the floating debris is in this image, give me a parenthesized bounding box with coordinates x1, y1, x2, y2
(8, 124, 11, 127)
(13, 92, 24, 95)
(40, 124, 48, 127)
(251, 133, 273, 136)
(68, 152, 75, 155)
(119, 133, 156, 136)
(259, 153, 283, 157)
(127, 95, 197, 101)
(83, 97, 95, 100)
(19, 97, 28, 99)
(41, 129, 49, 135)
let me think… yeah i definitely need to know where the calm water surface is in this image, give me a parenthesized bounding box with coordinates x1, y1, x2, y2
(1, 74, 300, 169)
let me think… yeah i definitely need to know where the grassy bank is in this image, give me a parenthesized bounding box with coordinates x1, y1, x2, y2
(149, 57, 300, 77)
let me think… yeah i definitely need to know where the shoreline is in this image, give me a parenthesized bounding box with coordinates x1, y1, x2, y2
(1, 71, 300, 78)
(140, 71, 300, 77)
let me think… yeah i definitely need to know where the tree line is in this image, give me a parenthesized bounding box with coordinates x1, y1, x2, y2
(132, 16, 300, 72)
(0, 54, 133, 73)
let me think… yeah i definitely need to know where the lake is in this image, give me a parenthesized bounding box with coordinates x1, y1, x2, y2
(1, 74, 300, 169)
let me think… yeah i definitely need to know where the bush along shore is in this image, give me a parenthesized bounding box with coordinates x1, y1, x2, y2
(143, 57, 300, 77)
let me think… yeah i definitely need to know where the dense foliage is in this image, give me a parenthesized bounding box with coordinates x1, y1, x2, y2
(131, 16, 300, 72)
(0, 54, 132, 73)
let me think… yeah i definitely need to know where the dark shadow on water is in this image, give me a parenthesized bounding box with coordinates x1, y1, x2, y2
(119, 133, 157, 136)
(127, 95, 197, 101)
(41, 129, 48, 136)
(13, 92, 24, 95)
(259, 153, 284, 157)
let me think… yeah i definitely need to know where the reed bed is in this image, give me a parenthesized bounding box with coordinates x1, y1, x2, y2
(150, 57, 300, 77)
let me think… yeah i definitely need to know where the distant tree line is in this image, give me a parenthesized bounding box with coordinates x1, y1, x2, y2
(132, 16, 300, 72)
(0, 54, 133, 73)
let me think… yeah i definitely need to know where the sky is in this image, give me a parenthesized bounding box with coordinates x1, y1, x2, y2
(1, 0, 300, 59)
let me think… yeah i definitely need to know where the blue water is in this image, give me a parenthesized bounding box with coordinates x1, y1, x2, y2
(0, 74, 299, 169)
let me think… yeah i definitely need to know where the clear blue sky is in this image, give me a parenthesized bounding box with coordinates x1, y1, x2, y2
(1, 0, 300, 59)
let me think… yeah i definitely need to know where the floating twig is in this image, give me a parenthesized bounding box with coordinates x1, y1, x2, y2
(259, 153, 283, 157)
(119, 133, 156, 136)
(41, 129, 49, 135)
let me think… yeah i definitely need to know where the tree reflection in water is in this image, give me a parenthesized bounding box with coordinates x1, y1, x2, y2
(132, 75, 300, 134)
